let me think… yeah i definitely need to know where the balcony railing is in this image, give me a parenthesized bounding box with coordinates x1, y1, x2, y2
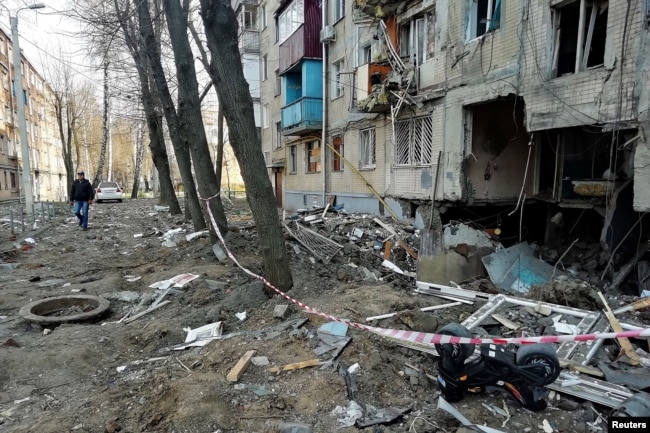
(281, 97, 322, 136)
(240, 30, 260, 52)
(279, 25, 322, 74)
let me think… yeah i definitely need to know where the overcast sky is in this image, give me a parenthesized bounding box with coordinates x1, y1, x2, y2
(0, 0, 101, 84)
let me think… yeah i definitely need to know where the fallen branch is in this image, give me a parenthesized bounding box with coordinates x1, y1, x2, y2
(123, 300, 171, 324)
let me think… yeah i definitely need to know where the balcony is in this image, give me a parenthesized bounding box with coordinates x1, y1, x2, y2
(279, 25, 322, 75)
(239, 30, 260, 53)
(356, 63, 393, 113)
(281, 97, 322, 136)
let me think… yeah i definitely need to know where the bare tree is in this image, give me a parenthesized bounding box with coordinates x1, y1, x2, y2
(161, 0, 228, 235)
(199, 0, 293, 293)
(48, 57, 95, 199)
(131, 119, 145, 198)
(70, 0, 182, 213)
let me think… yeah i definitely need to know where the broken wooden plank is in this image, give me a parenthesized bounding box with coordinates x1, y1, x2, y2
(492, 314, 520, 331)
(373, 217, 397, 236)
(397, 240, 418, 259)
(227, 350, 257, 382)
(269, 358, 321, 372)
(558, 359, 604, 378)
(613, 296, 650, 315)
(597, 292, 640, 365)
(383, 241, 391, 260)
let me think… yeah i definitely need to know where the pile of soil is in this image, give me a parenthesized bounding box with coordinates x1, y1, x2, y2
(0, 199, 631, 432)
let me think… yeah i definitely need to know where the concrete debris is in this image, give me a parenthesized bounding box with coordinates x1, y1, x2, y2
(483, 243, 566, 293)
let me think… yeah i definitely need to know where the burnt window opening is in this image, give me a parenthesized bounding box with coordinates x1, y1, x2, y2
(551, 0, 608, 78)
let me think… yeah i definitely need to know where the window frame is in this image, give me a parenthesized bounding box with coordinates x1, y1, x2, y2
(274, 68, 281, 96)
(289, 145, 297, 174)
(274, 121, 283, 149)
(261, 54, 268, 81)
(399, 10, 436, 65)
(333, 0, 345, 23)
(278, 0, 304, 44)
(395, 116, 434, 166)
(262, 103, 270, 128)
(466, 0, 501, 41)
(259, 3, 267, 30)
(359, 127, 376, 169)
(332, 59, 345, 99)
(305, 140, 321, 173)
(332, 135, 344, 172)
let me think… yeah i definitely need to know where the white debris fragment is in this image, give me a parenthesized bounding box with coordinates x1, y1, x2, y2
(116, 365, 127, 373)
(347, 363, 360, 374)
(235, 312, 247, 321)
(183, 322, 223, 343)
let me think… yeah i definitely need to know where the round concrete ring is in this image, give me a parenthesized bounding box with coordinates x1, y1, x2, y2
(19, 294, 110, 325)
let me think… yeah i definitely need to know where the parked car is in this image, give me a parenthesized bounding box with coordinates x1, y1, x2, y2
(95, 182, 123, 203)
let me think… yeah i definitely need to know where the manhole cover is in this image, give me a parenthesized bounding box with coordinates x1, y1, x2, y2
(19, 295, 110, 325)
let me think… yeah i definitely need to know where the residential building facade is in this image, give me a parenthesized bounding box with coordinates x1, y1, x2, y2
(0, 26, 65, 203)
(257, 0, 649, 248)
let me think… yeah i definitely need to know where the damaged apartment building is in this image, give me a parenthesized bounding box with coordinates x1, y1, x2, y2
(251, 0, 650, 277)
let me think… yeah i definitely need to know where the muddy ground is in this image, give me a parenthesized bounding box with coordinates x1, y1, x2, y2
(0, 199, 644, 432)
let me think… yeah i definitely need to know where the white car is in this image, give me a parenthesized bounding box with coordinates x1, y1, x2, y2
(95, 182, 123, 203)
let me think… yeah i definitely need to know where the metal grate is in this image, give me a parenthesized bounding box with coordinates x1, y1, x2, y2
(285, 223, 343, 263)
(395, 116, 434, 166)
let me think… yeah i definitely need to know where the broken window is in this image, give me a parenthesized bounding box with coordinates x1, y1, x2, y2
(466, 0, 501, 40)
(332, 135, 344, 171)
(306, 141, 321, 173)
(289, 145, 297, 173)
(395, 116, 434, 166)
(359, 127, 376, 169)
(399, 10, 435, 65)
(551, 0, 608, 78)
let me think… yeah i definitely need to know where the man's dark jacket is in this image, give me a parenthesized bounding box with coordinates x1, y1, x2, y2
(71, 179, 95, 202)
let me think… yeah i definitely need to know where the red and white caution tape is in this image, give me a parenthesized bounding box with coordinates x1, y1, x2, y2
(201, 197, 650, 346)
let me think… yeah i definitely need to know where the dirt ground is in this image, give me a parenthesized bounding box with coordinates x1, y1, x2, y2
(0, 199, 641, 432)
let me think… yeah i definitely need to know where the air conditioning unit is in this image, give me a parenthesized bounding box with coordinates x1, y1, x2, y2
(320, 26, 336, 43)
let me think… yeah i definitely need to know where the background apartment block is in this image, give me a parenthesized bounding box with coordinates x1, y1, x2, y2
(0, 26, 65, 203)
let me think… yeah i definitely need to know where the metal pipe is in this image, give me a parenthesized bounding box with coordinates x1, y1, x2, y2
(321, 0, 328, 206)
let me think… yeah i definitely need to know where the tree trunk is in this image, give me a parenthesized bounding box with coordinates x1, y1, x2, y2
(114, 0, 181, 213)
(93, 61, 110, 189)
(215, 108, 225, 186)
(137, 0, 204, 227)
(199, 0, 293, 294)
(162, 0, 228, 236)
(54, 93, 75, 200)
(131, 120, 145, 199)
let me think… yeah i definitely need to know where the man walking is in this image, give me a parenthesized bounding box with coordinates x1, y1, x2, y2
(70, 171, 94, 230)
